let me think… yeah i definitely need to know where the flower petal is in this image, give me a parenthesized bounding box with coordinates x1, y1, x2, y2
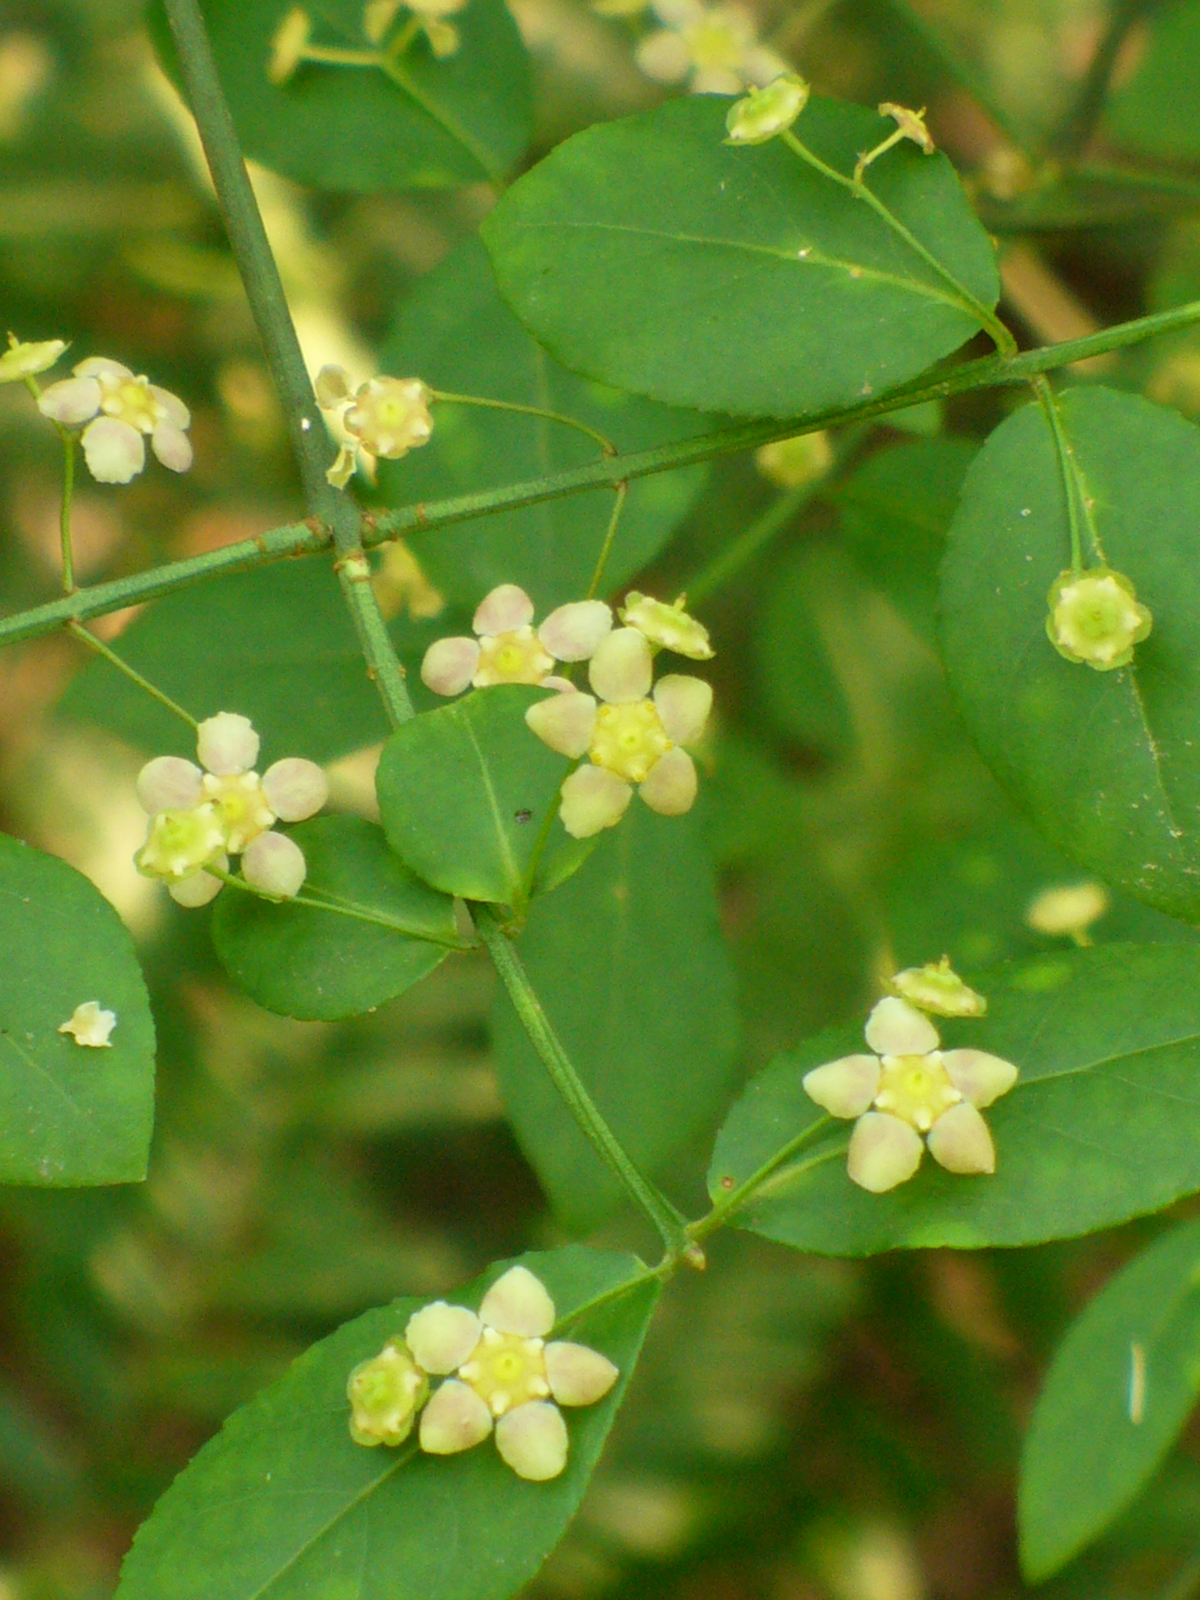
(638, 746, 697, 816)
(494, 1401, 569, 1481)
(864, 996, 939, 1056)
(846, 1111, 923, 1193)
(419, 1379, 494, 1454)
(544, 1341, 619, 1407)
(81, 416, 145, 483)
(635, 27, 693, 82)
(37, 375, 100, 424)
(940, 1050, 1019, 1110)
(149, 385, 190, 430)
(926, 1101, 996, 1175)
(479, 1264, 555, 1337)
(559, 765, 633, 838)
(538, 600, 613, 662)
(262, 758, 329, 821)
(241, 832, 306, 899)
(421, 636, 481, 697)
(197, 712, 259, 776)
(691, 67, 744, 94)
(168, 862, 226, 907)
(526, 691, 598, 758)
(405, 1302, 483, 1374)
(151, 421, 193, 474)
(73, 357, 133, 381)
(135, 756, 204, 814)
(653, 674, 712, 745)
(589, 628, 653, 704)
(802, 1054, 881, 1119)
(315, 364, 353, 408)
(473, 584, 534, 637)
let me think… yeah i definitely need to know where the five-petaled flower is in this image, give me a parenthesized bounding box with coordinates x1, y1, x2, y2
(634, 0, 789, 95)
(421, 584, 612, 697)
(316, 364, 434, 487)
(134, 713, 328, 906)
(525, 626, 712, 838)
(37, 357, 192, 485)
(802, 995, 1018, 1194)
(58, 1001, 116, 1049)
(406, 1265, 618, 1481)
(1046, 566, 1152, 671)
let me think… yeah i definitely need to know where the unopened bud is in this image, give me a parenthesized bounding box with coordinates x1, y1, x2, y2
(725, 74, 810, 144)
(1046, 567, 1152, 671)
(347, 1337, 430, 1448)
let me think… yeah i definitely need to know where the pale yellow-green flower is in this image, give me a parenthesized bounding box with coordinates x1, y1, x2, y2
(1046, 567, 1152, 670)
(754, 431, 833, 488)
(420, 585, 612, 697)
(38, 357, 192, 484)
(1025, 881, 1110, 943)
(316, 365, 434, 486)
(58, 1001, 117, 1049)
(618, 592, 713, 660)
(724, 73, 809, 144)
(0, 333, 66, 384)
(889, 957, 987, 1019)
(347, 1338, 430, 1447)
(634, 0, 788, 95)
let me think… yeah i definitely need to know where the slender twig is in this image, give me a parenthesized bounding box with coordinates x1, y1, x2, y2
(67, 622, 199, 730)
(876, 0, 1030, 153)
(59, 434, 76, 594)
(432, 391, 617, 458)
(212, 867, 470, 946)
(586, 480, 628, 599)
(687, 1114, 834, 1243)
(162, 0, 413, 728)
(476, 906, 692, 1255)
(1051, 0, 1163, 161)
(5, 303, 1200, 651)
(1033, 375, 1086, 571)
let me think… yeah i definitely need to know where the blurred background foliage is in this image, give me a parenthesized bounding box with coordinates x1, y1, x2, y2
(5, 0, 1200, 1596)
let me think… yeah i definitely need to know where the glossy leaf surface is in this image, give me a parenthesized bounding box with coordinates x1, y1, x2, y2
(1019, 1216, 1200, 1581)
(0, 833, 155, 1186)
(710, 944, 1200, 1255)
(484, 95, 999, 419)
(941, 386, 1200, 923)
(211, 816, 458, 1021)
(115, 1247, 657, 1600)
(492, 805, 740, 1230)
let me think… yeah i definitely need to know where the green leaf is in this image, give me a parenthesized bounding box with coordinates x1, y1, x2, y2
(377, 237, 712, 611)
(149, 0, 531, 190)
(1019, 1217, 1200, 1581)
(940, 385, 1200, 924)
(0, 833, 155, 1186)
(491, 804, 740, 1231)
(483, 94, 1000, 420)
(834, 434, 977, 640)
(709, 943, 1200, 1256)
(210, 816, 458, 1021)
(376, 685, 591, 905)
(114, 1247, 658, 1600)
(60, 561, 440, 766)
(1107, 0, 1200, 162)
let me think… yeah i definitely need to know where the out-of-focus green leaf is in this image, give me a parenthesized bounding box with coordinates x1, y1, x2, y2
(60, 561, 440, 765)
(1108, 0, 1200, 162)
(941, 386, 1200, 923)
(483, 95, 999, 419)
(149, 0, 531, 189)
(492, 804, 740, 1230)
(378, 238, 711, 612)
(211, 816, 458, 1021)
(709, 944, 1200, 1255)
(115, 1247, 658, 1600)
(376, 685, 592, 905)
(0, 833, 155, 1186)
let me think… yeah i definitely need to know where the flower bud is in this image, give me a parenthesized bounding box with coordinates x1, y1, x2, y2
(197, 712, 260, 776)
(755, 431, 832, 488)
(347, 1337, 430, 1448)
(1046, 567, 1152, 670)
(0, 337, 67, 383)
(261, 758, 328, 822)
(1025, 880, 1110, 939)
(242, 831, 307, 899)
(619, 593, 713, 660)
(725, 73, 810, 144)
(889, 957, 986, 1018)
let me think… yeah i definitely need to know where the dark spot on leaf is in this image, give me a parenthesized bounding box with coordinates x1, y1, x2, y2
(515, 809, 533, 824)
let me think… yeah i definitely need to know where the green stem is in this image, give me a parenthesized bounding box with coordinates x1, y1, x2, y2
(300, 44, 380, 66)
(781, 129, 1018, 356)
(687, 1114, 834, 1243)
(67, 622, 199, 729)
(431, 391, 617, 458)
(162, 0, 413, 729)
(213, 867, 469, 946)
(876, 0, 1030, 153)
(1033, 375, 1085, 571)
(586, 480, 628, 598)
(1051, 0, 1160, 161)
(6, 303, 1200, 651)
(476, 906, 692, 1255)
(60, 433, 76, 594)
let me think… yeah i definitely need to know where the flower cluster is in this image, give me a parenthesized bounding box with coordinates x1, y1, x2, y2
(347, 1265, 618, 1481)
(134, 714, 328, 907)
(632, 0, 789, 95)
(802, 966, 1018, 1194)
(1046, 566, 1152, 671)
(38, 357, 192, 485)
(316, 363, 434, 487)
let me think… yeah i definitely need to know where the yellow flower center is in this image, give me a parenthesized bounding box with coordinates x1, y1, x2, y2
(590, 699, 672, 783)
(872, 1053, 961, 1133)
(458, 1328, 551, 1417)
(474, 628, 554, 687)
(100, 376, 162, 434)
(136, 803, 225, 881)
(201, 773, 276, 854)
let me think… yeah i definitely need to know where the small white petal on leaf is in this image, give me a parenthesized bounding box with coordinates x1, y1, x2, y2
(638, 746, 697, 816)
(847, 1111, 924, 1193)
(544, 1341, 619, 1407)
(58, 1001, 116, 1048)
(940, 1049, 1019, 1110)
(864, 996, 939, 1056)
(494, 1400, 569, 1480)
(479, 1264, 556, 1338)
(405, 1302, 483, 1375)
(926, 1101, 996, 1175)
(526, 691, 598, 759)
(419, 1379, 494, 1454)
(802, 1054, 882, 1119)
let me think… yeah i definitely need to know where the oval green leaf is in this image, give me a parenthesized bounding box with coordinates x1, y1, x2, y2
(1019, 1216, 1200, 1582)
(114, 1246, 658, 1600)
(492, 804, 740, 1231)
(211, 815, 459, 1021)
(0, 832, 155, 1186)
(941, 385, 1200, 923)
(709, 943, 1200, 1255)
(377, 237, 712, 611)
(483, 94, 999, 419)
(149, 0, 531, 190)
(376, 685, 592, 905)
